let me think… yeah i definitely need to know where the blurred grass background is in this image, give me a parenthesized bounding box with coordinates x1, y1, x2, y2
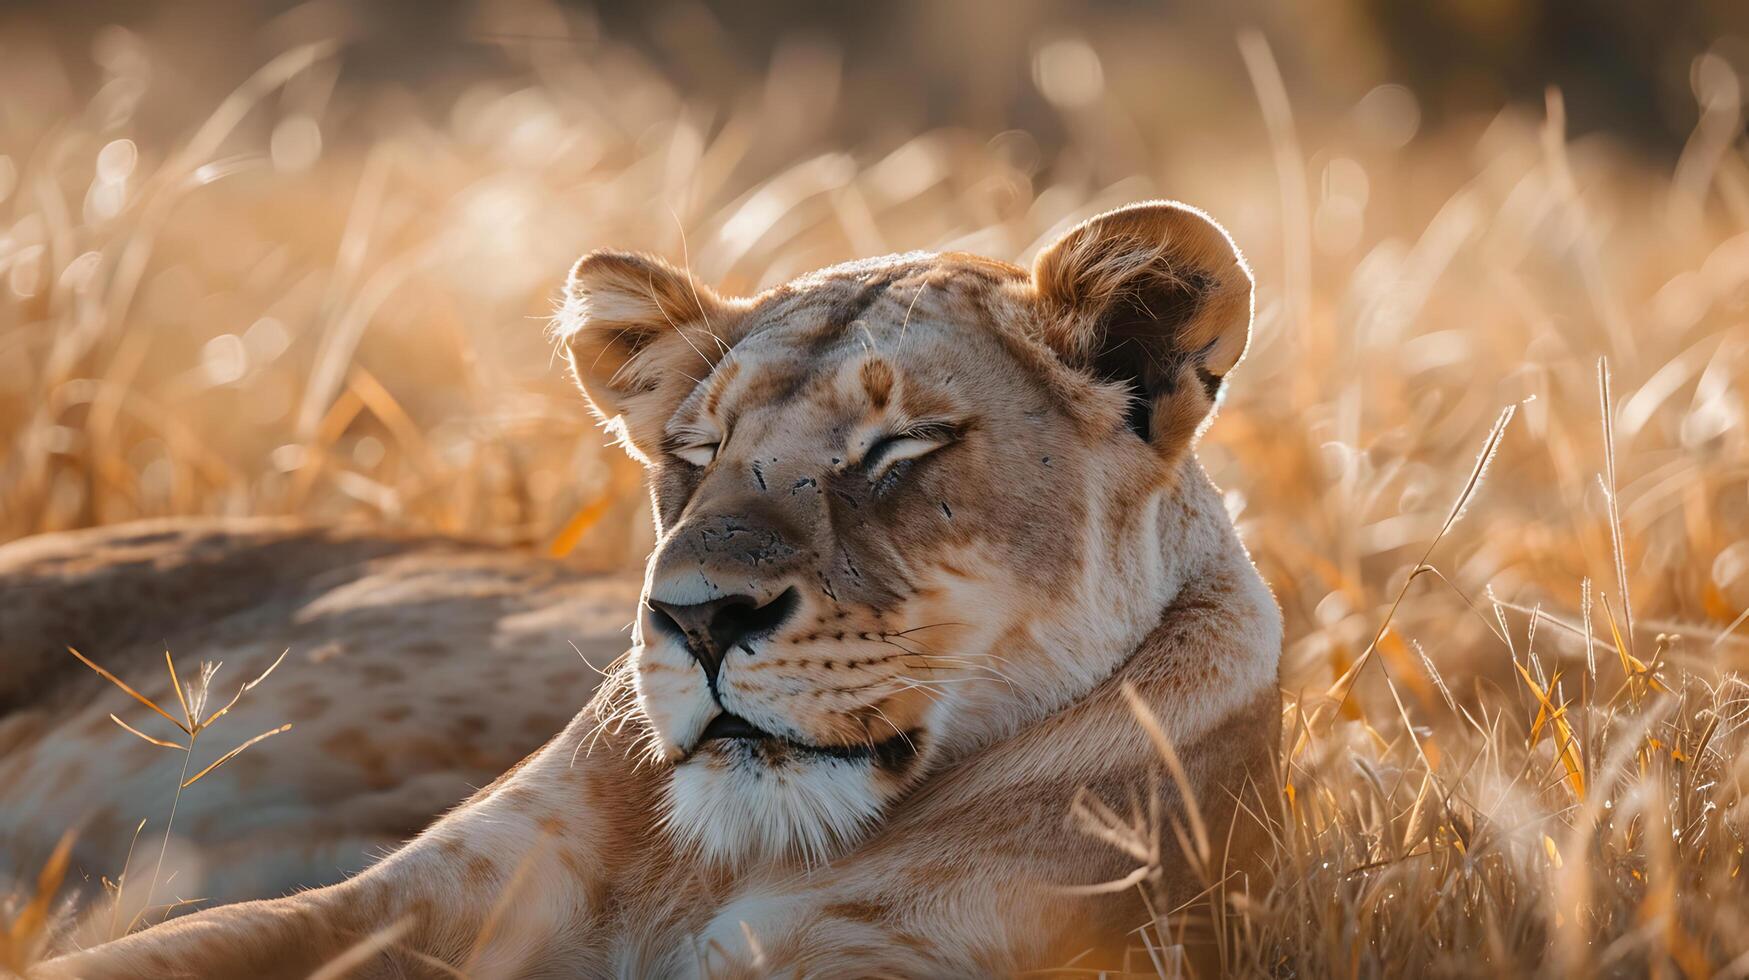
(4, 0, 1747, 676)
(6, 0, 1749, 972)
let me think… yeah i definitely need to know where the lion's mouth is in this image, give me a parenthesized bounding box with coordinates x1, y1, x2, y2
(699, 711, 769, 742)
(698, 711, 920, 767)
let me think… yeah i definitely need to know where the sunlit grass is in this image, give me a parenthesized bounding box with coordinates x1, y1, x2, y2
(1105, 389, 1749, 975)
(2, 11, 1748, 977)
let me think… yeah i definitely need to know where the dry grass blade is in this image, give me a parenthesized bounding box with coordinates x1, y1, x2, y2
(738, 920, 770, 975)
(1512, 661, 1585, 800)
(346, 367, 436, 474)
(1121, 683, 1210, 868)
(241, 648, 290, 692)
(105, 818, 150, 942)
(306, 916, 414, 980)
(1060, 864, 1155, 897)
(1713, 604, 1749, 649)
(1435, 406, 1520, 544)
(171, 41, 338, 175)
(1597, 360, 1636, 662)
(461, 841, 544, 977)
(164, 650, 194, 732)
(1599, 593, 1665, 694)
(1399, 769, 1438, 852)
(200, 648, 289, 729)
(548, 491, 615, 559)
(181, 724, 292, 788)
(1069, 787, 1154, 864)
(1237, 29, 1311, 353)
(67, 647, 189, 734)
(1324, 404, 1517, 710)
(1582, 578, 1597, 679)
(109, 714, 184, 750)
(0, 829, 75, 972)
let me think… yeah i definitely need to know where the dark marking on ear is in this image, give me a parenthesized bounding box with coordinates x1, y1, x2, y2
(1130, 401, 1155, 439)
(1090, 275, 1208, 440)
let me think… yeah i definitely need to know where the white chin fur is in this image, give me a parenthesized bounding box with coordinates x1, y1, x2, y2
(664, 746, 886, 866)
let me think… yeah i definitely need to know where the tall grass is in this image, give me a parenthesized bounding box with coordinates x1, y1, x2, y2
(3, 9, 1749, 976)
(1111, 389, 1749, 975)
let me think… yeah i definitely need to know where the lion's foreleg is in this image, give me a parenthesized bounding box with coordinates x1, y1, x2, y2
(39, 712, 633, 978)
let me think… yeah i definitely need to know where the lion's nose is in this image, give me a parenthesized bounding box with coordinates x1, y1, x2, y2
(648, 588, 799, 684)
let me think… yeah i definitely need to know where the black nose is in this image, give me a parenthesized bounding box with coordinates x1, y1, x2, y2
(648, 588, 799, 683)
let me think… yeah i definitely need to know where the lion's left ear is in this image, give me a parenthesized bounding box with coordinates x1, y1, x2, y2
(1031, 201, 1253, 454)
(553, 250, 741, 463)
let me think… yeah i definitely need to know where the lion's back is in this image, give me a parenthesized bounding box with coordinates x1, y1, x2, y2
(0, 518, 637, 925)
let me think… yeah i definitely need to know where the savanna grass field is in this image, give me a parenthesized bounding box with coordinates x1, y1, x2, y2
(5, 1, 1749, 975)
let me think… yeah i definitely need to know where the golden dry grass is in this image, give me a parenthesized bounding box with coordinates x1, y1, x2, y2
(4, 9, 1749, 977)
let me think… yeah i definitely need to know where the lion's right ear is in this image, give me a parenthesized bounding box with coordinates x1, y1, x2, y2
(553, 251, 737, 463)
(1031, 202, 1253, 462)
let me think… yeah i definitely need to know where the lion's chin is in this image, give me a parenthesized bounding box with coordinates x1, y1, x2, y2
(663, 740, 894, 866)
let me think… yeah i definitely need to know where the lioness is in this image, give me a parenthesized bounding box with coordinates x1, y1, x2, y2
(38, 201, 1281, 977)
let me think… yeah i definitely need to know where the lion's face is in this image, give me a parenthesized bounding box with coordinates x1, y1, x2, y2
(556, 203, 1253, 864)
(630, 267, 1123, 862)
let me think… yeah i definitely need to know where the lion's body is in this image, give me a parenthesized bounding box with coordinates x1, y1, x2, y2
(0, 520, 635, 921)
(32, 202, 1282, 978)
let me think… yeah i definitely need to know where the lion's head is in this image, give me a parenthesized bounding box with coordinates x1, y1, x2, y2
(553, 202, 1253, 864)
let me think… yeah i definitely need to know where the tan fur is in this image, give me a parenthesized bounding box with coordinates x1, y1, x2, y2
(34, 201, 1281, 978)
(0, 520, 637, 914)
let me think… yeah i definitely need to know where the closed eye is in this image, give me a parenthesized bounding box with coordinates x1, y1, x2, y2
(671, 442, 719, 467)
(863, 422, 959, 474)
(666, 427, 723, 467)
